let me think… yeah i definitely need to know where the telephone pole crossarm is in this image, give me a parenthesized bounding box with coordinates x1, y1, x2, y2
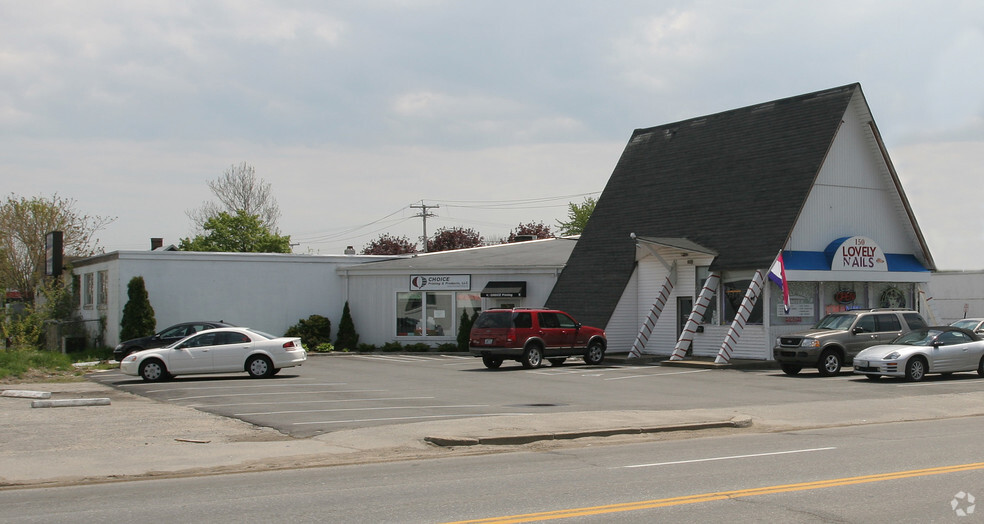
(410, 201, 440, 252)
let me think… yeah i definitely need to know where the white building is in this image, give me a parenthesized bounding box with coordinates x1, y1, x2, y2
(547, 83, 936, 361)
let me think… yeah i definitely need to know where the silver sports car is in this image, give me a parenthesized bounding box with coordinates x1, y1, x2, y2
(853, 326, 984, 381)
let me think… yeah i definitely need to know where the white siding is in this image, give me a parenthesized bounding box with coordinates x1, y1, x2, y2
(604, 267, 639, 353)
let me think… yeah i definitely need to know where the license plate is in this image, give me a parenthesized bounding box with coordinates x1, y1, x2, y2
(855, 360, 867, 367)
(484, 338, 493, 345)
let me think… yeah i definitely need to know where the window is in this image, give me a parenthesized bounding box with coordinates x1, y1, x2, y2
(855, 315, 876, 333)
(938, 330, 970, 345)
(83, 273, 94, 308)
(721, 276, 764, 325)
(696, 267, 718, 324)
(97, 270, 108, 308)
(903, 313, 927, 330)
(396, 291, 461, 338)
(397, 292, 423, 336)
(874, 314, 901, 332)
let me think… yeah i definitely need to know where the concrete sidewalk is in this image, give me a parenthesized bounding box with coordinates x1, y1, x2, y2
(3, 377, 984, 489)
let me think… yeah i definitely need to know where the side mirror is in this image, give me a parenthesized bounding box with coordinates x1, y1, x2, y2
(852, 327, 864, 334)
(152, 334, 161, 340)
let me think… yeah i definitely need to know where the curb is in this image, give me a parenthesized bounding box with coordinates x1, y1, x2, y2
(2, 390, 52, 399)
(31, 398, 112, 408)
(424, 416, 752, 447)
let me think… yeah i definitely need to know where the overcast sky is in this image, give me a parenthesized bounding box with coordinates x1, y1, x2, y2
(2, 1, 982, 269)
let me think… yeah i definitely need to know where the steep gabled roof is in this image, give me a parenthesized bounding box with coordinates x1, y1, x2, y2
(546, 84, 860, 328)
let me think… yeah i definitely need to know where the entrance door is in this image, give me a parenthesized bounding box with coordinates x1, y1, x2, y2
(677, 297, 693, 357)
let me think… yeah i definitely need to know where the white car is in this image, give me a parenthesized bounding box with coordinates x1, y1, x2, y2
(950, 318, 984, 337)
(853, 326, 984, 381)
(120, 327, 306, 382)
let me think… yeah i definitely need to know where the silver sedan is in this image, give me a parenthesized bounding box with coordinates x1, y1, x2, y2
(853, 327, 984, 381)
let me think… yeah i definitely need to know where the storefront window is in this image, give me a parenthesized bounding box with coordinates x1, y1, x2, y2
(83, 273, 94, 308)
(822, 282, 866, 314)
(397, 292, 422, 336)
(722, 276, 764, 324)
(771, 281, 818, 326)
(397, 291, 474, 338)
(870, 282, 913, 309)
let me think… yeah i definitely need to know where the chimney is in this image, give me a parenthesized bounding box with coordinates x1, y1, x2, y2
(344, 246, 356, 255)
(151, 238, 163, 250)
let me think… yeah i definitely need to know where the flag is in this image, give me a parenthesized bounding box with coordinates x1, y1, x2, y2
(769, 251, 790, 314)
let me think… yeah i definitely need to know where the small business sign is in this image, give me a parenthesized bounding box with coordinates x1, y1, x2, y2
(409, 274, 471, 291)
(830, 236, 887, 271)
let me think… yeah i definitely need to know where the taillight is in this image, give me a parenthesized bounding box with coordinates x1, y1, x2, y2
(283, 341, 296, 348)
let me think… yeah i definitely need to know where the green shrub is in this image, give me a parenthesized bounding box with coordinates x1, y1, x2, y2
(404, 343, 431, 352)
(456, 310, 477, 351)
(335, 302, 360, 351)
(313, 342, 335, 352)
(436, 343, 459, 352)
(119, 276, 156, 342)
(285, 314, 332, 350)
(381, 341, 402, 352)
(0, 350, 73, 380)
(357, 343, 377, 352)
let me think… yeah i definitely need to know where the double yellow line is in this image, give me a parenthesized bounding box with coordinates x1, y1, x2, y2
(447, 461, 984, 523)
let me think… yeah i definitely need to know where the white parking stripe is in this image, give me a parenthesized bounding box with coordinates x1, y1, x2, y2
(235, 404, 489, 416)
(190, 396, 435, 408)
(605, 369, 711, 381)
(167, 389, 384, 402)
(293, 412, 534, 425)
(134, 383, 348, 393)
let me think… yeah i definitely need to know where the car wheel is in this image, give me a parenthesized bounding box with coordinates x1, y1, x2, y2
(139, 359, 168, 382)
(978, 356, 984, 377)
(548, 358, 566, 367)
(904, 357, 926, 382)
(482, 356, 503, 369)
(246, 355, 275, 378)
(779, 363, 802, 376)
(817, 350, 842, 376)
(865, 374, 881, 381)
(584, 341, 605, 365)
(271, 368, 282, 376)
(521, 344, 543, 369)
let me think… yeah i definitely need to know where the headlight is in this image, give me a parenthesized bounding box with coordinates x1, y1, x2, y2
(122, 355, 137, 363)
(883, 351, 900, 360)
(800, 339, 820, 348)
(115, 344, 124, 350)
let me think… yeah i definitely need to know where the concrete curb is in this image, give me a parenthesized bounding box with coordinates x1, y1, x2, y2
(1, 390, 52, 399)
(424, 416, 752, 447)
(31, 398, 112, 408)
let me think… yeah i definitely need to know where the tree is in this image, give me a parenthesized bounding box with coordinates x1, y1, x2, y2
(361, 234, 418, 255)
(556, 197, 597, 236)
(187, 161, 282, 233)
(456, 310, 477, 352)
(427, 227, 484, 252)
(178, 210, 292, 253)
(335, 301, 359, 350)
(0, 194, 114, 304)
(120, 276, 156, 342)
(506, 221, 553, 243)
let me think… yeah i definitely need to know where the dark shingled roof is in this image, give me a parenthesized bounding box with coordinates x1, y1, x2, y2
(546, 84, 860, 328)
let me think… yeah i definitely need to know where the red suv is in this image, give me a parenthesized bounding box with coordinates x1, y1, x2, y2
(469, 308, 607, 369)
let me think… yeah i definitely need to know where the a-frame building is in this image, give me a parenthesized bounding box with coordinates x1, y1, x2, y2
(546, 83, 935, 361)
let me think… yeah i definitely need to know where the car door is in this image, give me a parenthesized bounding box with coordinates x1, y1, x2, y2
(155, 324, 195, 348)
(211, 331, 254, 372)
(845, 315, 880, 358)
(928, 330, 972, 372)
(536, 312, 576, 356)
(167, 332, 217, 373)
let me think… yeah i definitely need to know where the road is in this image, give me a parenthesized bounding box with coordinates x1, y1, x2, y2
(92, 352, 984, 437)
(3, 416, 982, 523)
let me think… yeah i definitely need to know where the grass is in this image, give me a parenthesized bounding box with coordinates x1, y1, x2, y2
(0, 348, 116, 384)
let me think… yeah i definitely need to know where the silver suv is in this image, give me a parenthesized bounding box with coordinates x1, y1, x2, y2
(773, 309, 927, 376)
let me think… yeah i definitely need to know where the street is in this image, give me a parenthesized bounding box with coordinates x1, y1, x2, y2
(3, 416, 983, 522)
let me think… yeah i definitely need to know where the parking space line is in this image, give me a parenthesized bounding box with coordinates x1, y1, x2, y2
(236, 403, 489, 416)
(134, 383, 348, 393)
(293, 412, 535, 425)
(621, 447, 837, 468)
(606, 369, 711, 381)
(167, 390, 384, 401)
(191, 396, 435, 409)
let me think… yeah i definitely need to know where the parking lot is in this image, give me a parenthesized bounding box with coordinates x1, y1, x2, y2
(92, 352, 984, 438)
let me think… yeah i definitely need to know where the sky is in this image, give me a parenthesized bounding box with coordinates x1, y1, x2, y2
(1, 1, 982, 269)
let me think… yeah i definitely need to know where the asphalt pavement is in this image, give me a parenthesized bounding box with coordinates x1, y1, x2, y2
(4, 366, 984, 490)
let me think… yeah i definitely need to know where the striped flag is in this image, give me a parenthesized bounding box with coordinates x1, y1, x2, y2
(769, 251, 790, 314)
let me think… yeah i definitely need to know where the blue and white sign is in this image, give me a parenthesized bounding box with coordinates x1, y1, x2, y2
(829, 236, 888, 271)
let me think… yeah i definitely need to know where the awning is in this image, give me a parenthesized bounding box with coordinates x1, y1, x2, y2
(480, 281, 527, 298)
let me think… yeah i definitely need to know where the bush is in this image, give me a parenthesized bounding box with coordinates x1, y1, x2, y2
(335, 301, 360, 351)
(436, 343, 459, 352)
(381, 341, 402, 352)
(313, 342, 335, 353)
(404, 343, 431, 352)
(357, 343, 377, 352)
(456, 310, 477, 351)
(119, 276, 156, 342)
(284, 314, 332, 350)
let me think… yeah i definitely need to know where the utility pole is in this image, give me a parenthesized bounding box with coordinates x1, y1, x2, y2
(410, 201, 439, 252)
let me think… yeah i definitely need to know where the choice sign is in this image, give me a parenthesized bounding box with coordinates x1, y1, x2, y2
(830, 236, 887, 271)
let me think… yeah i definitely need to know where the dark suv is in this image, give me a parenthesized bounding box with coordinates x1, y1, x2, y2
(469, 308, 607, 369)
(773, 309, 927, 376)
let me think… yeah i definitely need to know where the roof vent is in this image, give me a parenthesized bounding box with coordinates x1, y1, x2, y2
(344, 246, 356, 255)
(512, 235, 536, 242)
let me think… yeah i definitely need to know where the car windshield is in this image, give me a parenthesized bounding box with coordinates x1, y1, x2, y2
(474, 312, 511, 329)
(813, 314, 856, 331)
(950, 319, 980, 330)
(894, 329, 942, 346)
